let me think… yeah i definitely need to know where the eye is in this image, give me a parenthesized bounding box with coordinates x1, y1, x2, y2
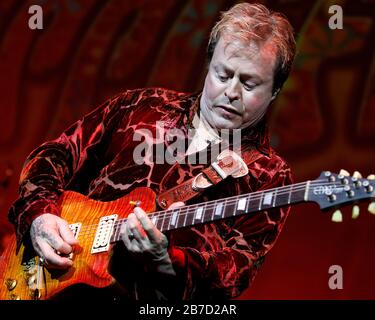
(243, 82, 256, 91)
(218, 75, 228, 82)
(217, 74, 229, 82)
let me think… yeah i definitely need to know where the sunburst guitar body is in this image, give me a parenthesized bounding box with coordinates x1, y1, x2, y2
(0, 187, 156, 300)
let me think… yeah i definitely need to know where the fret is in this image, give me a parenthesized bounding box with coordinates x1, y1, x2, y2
(214, 202, 224, 218)
(111, 222, 120, 242)
(155, 214, 164, 230)
(115, 221, 122, 241)
(184, 206, 195, 227)
(151, 215, 158, 226)
(304, 181, 310, 201)
(272, 188, 277, 207)
(223, 198, 236, 218)
(290, 183, 306, 204)
(169, 209, 179, 228)
(276, 186, 292, 207)
(258, 192, 263, 210)
(176, 209, 187, 228)
(160, 210, 171, 232)
(247, 193, 259, 213)
(204, 201, 215, 223)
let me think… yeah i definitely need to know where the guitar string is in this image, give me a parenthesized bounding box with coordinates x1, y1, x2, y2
(73, 179, 364, 239)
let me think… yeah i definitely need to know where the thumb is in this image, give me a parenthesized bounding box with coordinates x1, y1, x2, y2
(57, 218, 79, 246)
(167, 201, 185, 210)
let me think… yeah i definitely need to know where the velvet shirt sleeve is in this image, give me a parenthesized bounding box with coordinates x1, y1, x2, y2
(8, 92, 132, 248)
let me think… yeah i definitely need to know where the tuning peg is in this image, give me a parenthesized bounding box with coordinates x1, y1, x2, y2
(339, 169, 350, 176)
(331, 209, 343, 222)
(351, 205, 360, 219)
(353, 171, 362, 179)
(368, 202, 375, 215)
(367, 174, 375, 180)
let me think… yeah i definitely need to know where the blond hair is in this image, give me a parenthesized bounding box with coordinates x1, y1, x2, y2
(207, 3, 296, 93)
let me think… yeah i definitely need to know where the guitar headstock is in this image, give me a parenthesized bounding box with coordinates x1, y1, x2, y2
(308, 171, 375, 221)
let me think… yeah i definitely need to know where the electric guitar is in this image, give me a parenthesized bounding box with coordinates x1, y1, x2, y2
(0, 171, 374, 300)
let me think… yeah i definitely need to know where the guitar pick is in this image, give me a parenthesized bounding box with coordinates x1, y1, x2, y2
(331, 209, 343, 222)
(351, 205, 360, 219)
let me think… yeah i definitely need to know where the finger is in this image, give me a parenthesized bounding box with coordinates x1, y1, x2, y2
(38, 240, 73, 268)
(120, 222, 131, 247)
(134, 207, 159, 242)
(127, 213, 146, 240)
(46, 233, 74, 255)
(120, 221, 141, 253)
(167, 201, 185, 210)
(34, 224, 73, 255)
(367, 174, 375, 180)
(57, 219, 78, 246)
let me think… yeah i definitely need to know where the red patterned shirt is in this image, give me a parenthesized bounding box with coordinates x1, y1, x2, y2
(8, 88, 292, 300)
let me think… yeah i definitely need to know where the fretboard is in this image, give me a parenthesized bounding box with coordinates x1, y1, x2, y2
(111, 181, 310, 243)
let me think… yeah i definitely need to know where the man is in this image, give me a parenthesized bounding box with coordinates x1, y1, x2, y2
(8, 3, 296, 300)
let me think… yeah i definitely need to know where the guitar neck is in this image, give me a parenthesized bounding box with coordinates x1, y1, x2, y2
(111, 181, 310, 242)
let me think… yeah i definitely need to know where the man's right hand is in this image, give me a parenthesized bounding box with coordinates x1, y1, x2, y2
(30, 213, 78, 269)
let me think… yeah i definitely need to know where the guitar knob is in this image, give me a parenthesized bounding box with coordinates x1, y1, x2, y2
(9, 294, 20, 300)
(362, 181, 374, 193)
(5, 279, 17, 291)
(29, 289, 41, 300)
(352, 177, 362, 188)
(328, 194, 337, 202)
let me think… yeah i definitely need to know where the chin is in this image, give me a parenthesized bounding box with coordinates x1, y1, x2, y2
(212, 119, 242, 130)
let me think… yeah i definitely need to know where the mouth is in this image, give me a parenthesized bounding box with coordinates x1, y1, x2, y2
(216, 105, 242, 116)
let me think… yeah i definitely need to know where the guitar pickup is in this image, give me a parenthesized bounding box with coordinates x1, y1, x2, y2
(91, 214, 118, 254)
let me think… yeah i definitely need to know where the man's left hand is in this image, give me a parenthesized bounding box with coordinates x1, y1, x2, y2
(120, 202, 184, 271)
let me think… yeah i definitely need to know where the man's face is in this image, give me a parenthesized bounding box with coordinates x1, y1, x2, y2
(200, 37, 277, 130)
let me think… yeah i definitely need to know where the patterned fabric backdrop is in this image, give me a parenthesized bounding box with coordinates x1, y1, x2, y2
(0, 0, 374, 299)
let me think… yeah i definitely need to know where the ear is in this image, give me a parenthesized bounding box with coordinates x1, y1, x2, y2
(271, 88, 280, 101)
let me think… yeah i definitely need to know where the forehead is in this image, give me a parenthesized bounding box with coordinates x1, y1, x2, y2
(211, 37, 277, 77)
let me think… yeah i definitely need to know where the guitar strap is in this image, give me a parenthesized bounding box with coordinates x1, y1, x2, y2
(156, 146, 263, 209)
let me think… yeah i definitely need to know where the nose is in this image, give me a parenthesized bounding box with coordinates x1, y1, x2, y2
(224, 79, 240, 102)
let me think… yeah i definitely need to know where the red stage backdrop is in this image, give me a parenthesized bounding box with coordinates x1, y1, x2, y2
(0, 0, 374, 299)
